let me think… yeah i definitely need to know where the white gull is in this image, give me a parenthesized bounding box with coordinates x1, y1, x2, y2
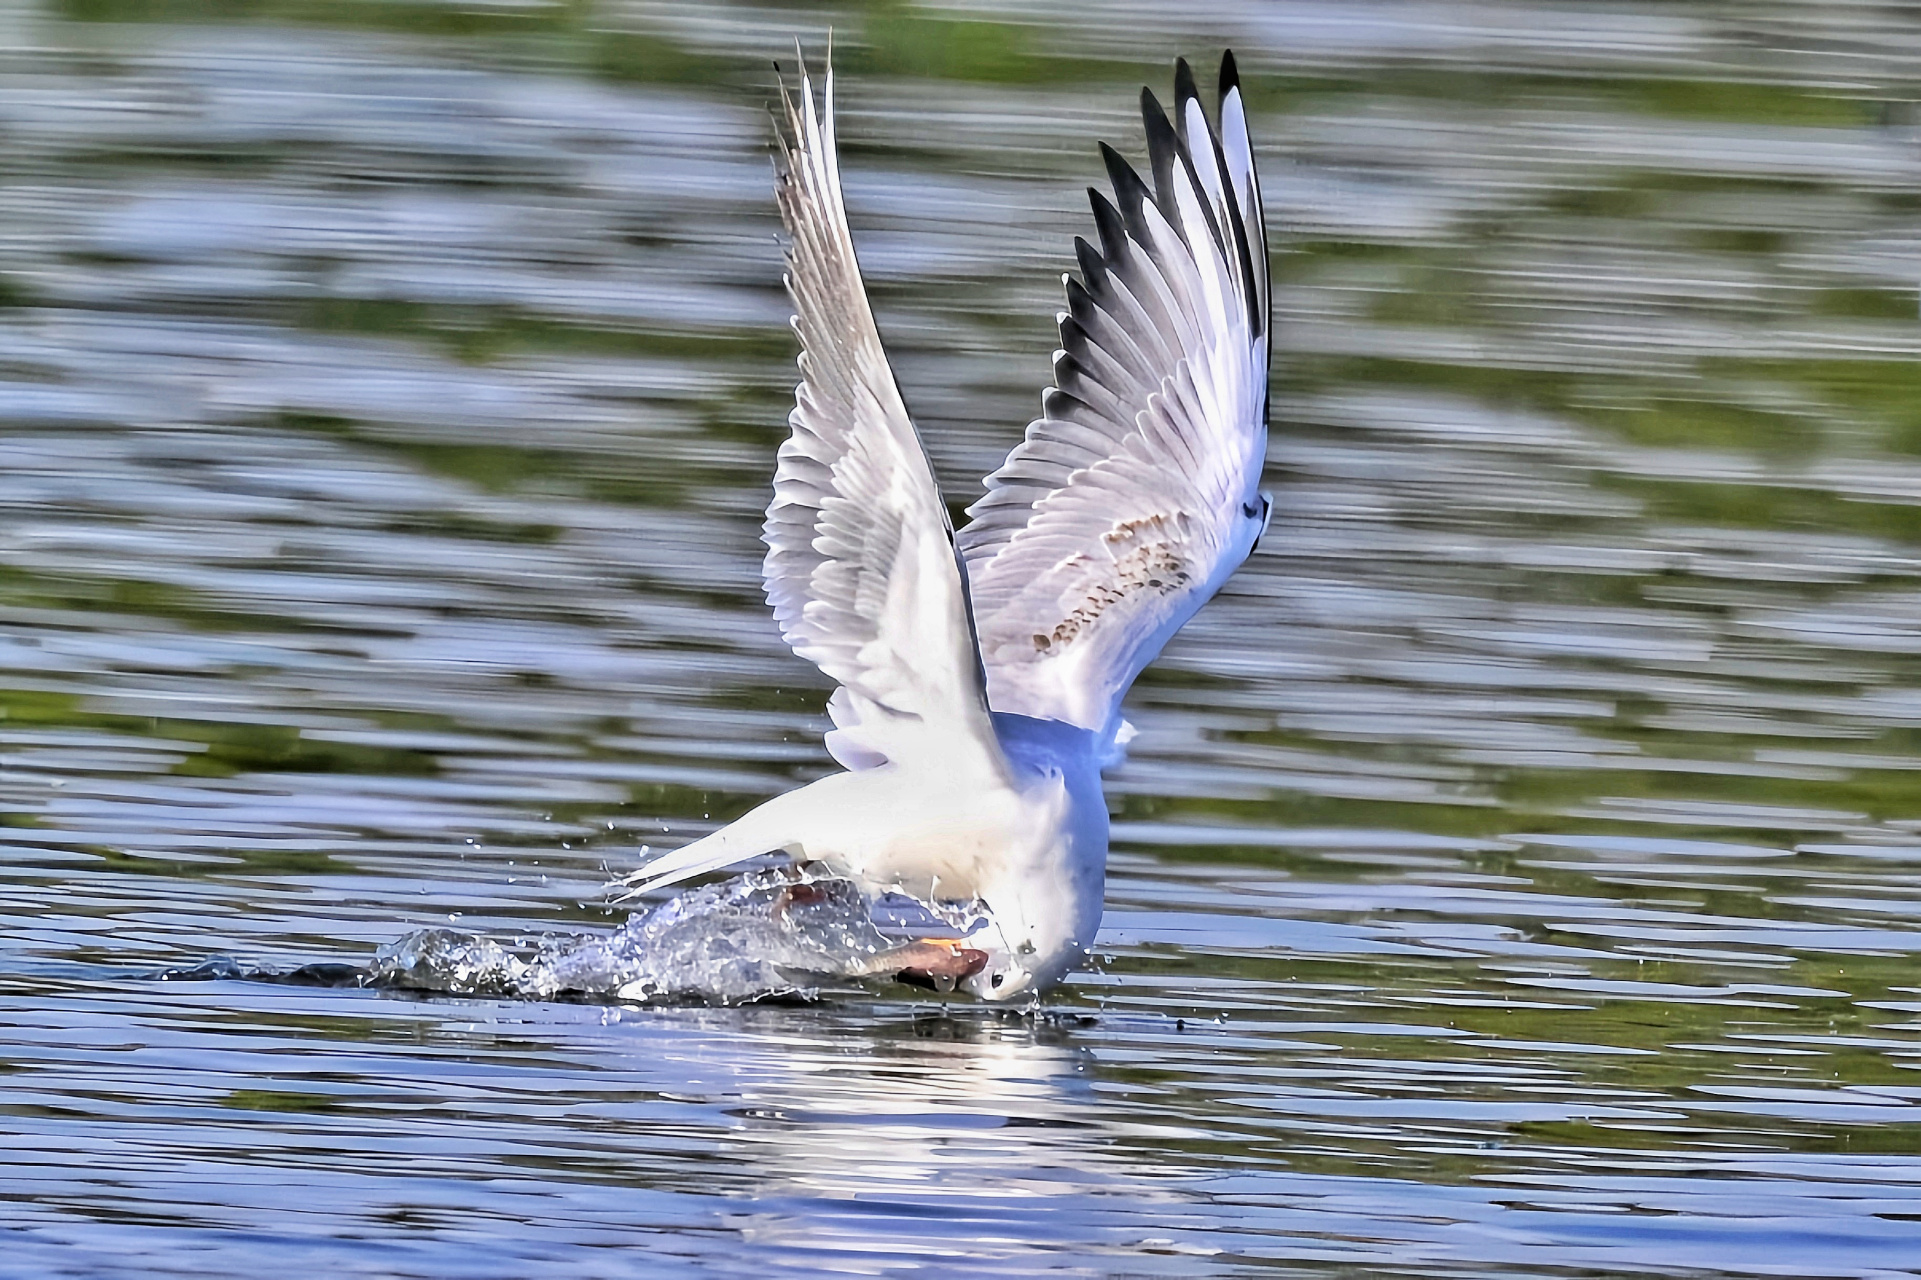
(621, 51, 1271, 1002)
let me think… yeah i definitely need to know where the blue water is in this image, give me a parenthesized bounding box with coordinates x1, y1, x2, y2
(6, 1, 1921, 1274)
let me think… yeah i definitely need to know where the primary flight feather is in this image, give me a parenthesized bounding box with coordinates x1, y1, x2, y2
(621, 51, 1271, 1001)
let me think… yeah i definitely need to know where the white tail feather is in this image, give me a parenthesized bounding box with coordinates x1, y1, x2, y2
(616, 783, 828, 899)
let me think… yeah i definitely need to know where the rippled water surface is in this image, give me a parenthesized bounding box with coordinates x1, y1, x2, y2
(8, 1, 1921, 1274)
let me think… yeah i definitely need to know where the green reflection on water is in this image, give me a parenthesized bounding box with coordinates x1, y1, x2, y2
(9, 5, 1921, 1220)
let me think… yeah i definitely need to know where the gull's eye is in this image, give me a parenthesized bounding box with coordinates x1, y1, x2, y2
(1241, 500, 1259, 519)
(991, 973, 1005, 989)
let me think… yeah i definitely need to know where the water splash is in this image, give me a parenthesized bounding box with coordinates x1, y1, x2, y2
(365, 868, 991, 1004)
(151, 868, 991, 1003)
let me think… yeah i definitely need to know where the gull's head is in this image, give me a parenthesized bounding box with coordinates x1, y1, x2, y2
(952, 796, 1106, 1003)
(951, 902, 1091, 1004)
(958, 954, 1041, 1002)
(887, 910, 1087, 1003)
(888, 923, 1066, 1003)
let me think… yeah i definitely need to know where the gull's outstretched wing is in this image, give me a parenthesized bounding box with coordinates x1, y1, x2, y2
(758, 59, 1002, 776)
(957, 52, 1270, 742)
(619, 60, 1007, 899)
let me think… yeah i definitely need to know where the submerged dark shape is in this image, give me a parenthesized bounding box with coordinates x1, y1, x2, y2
(152, 956, 369, 987)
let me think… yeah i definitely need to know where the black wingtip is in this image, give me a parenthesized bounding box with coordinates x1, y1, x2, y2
(1073, 235, 1108, 289)
(1173, 57, 1200, 112)
(1063, 275, 1099, 327)
(1139, 87, 1181, 210)
(1099, 142, 1153, 221)
(1220, 48, 1241, 100)
(1140, 84, 1169, 132)
(1088, 187, 1128, 261)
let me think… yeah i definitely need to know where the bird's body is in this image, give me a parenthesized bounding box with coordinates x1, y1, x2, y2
(623, 52, 1269, 1002)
